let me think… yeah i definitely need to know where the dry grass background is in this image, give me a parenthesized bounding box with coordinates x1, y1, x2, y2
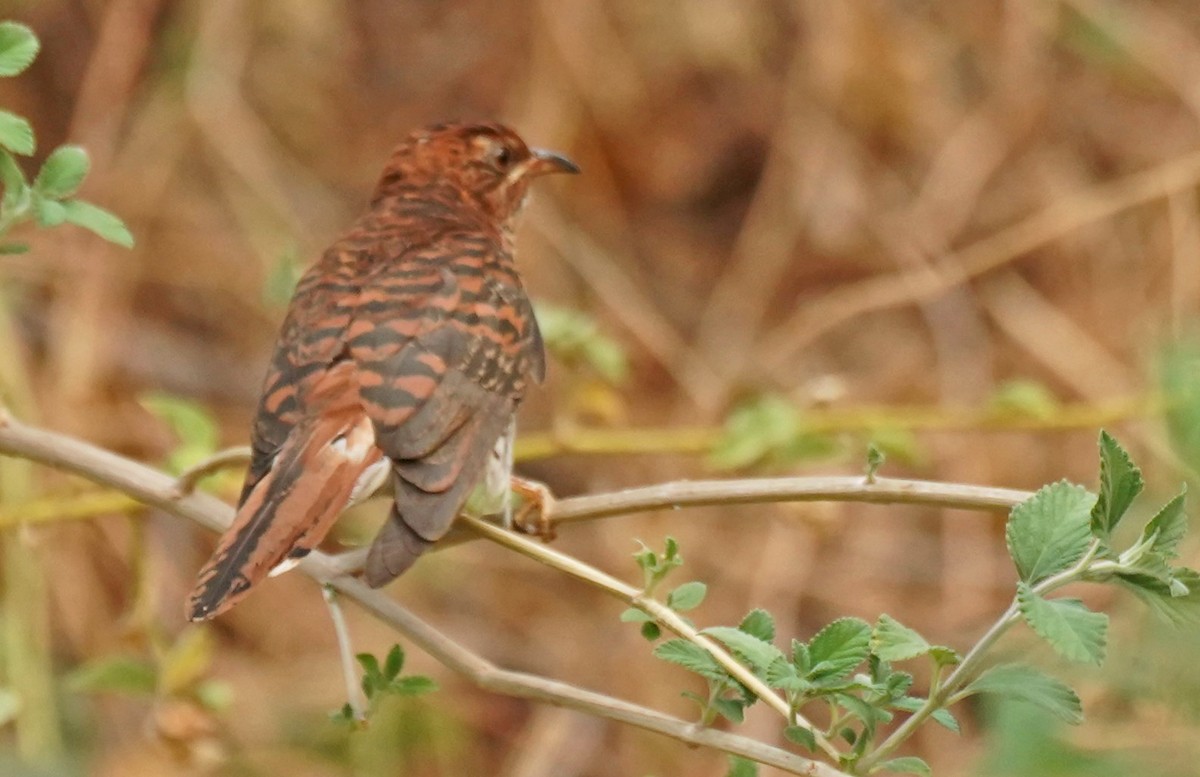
(2, 1, 1200, 775)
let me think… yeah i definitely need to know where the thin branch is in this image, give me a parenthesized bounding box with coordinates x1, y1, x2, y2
(173, 446, 252, 495)
(545, 476, 1032, 525)
(0, 411, 846, 776)
(322, 585, 366, 722)
(461, 515, 841, 760)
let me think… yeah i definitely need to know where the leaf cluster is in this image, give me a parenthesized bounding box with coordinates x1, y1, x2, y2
(330, 644, 437, 726)
(0, 22, 132, 249)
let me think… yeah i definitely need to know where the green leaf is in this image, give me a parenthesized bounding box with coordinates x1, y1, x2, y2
(641, 622, 662, 641)
(32, 194, 65, 226)
(1140, 489, 1188, 560)
(1017, 584, 1107, 665)
(62, 199, 134, 247)
(738, 608, 776, 642)
(0, 149, 26, 204)
(712, 696, 746, 723)
(1118, 567, 1200, 626)
(872, 756, 931, 776)
(667, 581, 707, 612)
(784, 724, 817, 751)
(871, 614, 931, 662)
(928, 646, 961, 667)
(807, 617, 871, 680)
(0, 109, 34, 155)
(383, 644, 404, 680)
(263, 247, 303, 307)
(66, 656, 157, 696)
(34, 145, 89, 199)
(962, 663, 1082, 724)
(0, 22, 39, 77)
(702, 626, 783, 671)
(709, 394, 801, 470)
(139, 392, 219, 473)
(865, 443, 885, 481)
(392, 676, 437, 696)
(1006, 481, 1095, 584)
(1091, 431, 1143, 537)
(620, 607, 653, 623)
(654, 639, 727, 682)
(765, 657, 804, 692)
(725, 755, 758, 777)
(532, 303, 628, 383)
(891, 696, 960, 734)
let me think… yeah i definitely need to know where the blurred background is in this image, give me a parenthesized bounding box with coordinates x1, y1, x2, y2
(2, 0, 1200, 775)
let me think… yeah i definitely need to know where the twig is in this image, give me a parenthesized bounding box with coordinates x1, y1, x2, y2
(461, 515, 841, 760)
(172, 446, 252, 495)
(0, 413, 846, 776)
(322, 585, 366, 722)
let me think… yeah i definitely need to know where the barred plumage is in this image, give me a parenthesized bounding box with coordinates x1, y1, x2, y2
(187, 122, 577, 621)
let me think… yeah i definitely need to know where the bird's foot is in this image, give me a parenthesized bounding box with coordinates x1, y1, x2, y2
(510, 476, 557, 542)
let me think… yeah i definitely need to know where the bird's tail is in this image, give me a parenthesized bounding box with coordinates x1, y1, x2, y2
(187, 412, 384, 621)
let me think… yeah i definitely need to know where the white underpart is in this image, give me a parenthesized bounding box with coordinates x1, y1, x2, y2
(268, 556, 302, 577)
(484, 417, 517, 528)
(349, 456, 391, 505)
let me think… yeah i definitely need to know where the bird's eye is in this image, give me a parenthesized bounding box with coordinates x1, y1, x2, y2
(494, 146, 512, 167)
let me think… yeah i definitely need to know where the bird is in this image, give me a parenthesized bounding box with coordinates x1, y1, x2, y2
(186, 122, 578, 621)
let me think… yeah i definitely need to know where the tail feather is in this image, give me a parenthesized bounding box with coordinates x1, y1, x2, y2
(187, 412, 381, 621)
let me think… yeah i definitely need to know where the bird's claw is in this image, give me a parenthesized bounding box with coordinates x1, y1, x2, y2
(509, 476, 557, 542)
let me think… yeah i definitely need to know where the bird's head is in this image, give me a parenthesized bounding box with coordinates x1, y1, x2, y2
(375, 122, 579, 222)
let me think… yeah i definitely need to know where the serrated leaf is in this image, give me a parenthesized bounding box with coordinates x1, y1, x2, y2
(62, 199, 134, 247)
(0, 23, 39, 77)
(1017, 583, 1108, 665)
(34, 145, 89, 199)
(765, 657, 805, 692)
(928, 646, 961, 666)
(667, 581, 707, 612)
(871, 614, 931, 662)
(807, 617, 871, 680)
(712, 696, 746, 723)
(891, 697, 961, 734)
(1092, 431, 1143, 537)
(0, 109, 33, 155)
(654, 639, 727, 682)
(738, 608, 776, 642)
(791, 639, 810, 673)
(784, 724, 817, 751)
(1006, 481, 1095, 584)
(1118, 567, 1200, 626)
(66, 656, 157, 696)
(703, 626, 783, 671)
(0, 149, 25, 202)
(872, 756, 931, 776)
(963, 663, 1082, 724)
(1140, 489, 1188, 560)
(383, 644, 404, 680)
(836, 691, 890, 727)
(620, 607, 653, 623)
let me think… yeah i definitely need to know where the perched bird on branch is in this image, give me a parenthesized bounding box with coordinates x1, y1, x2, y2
(187, 122, 578, 621)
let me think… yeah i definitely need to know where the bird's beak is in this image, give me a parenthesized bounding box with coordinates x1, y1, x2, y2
(525, 148, 581, 177)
